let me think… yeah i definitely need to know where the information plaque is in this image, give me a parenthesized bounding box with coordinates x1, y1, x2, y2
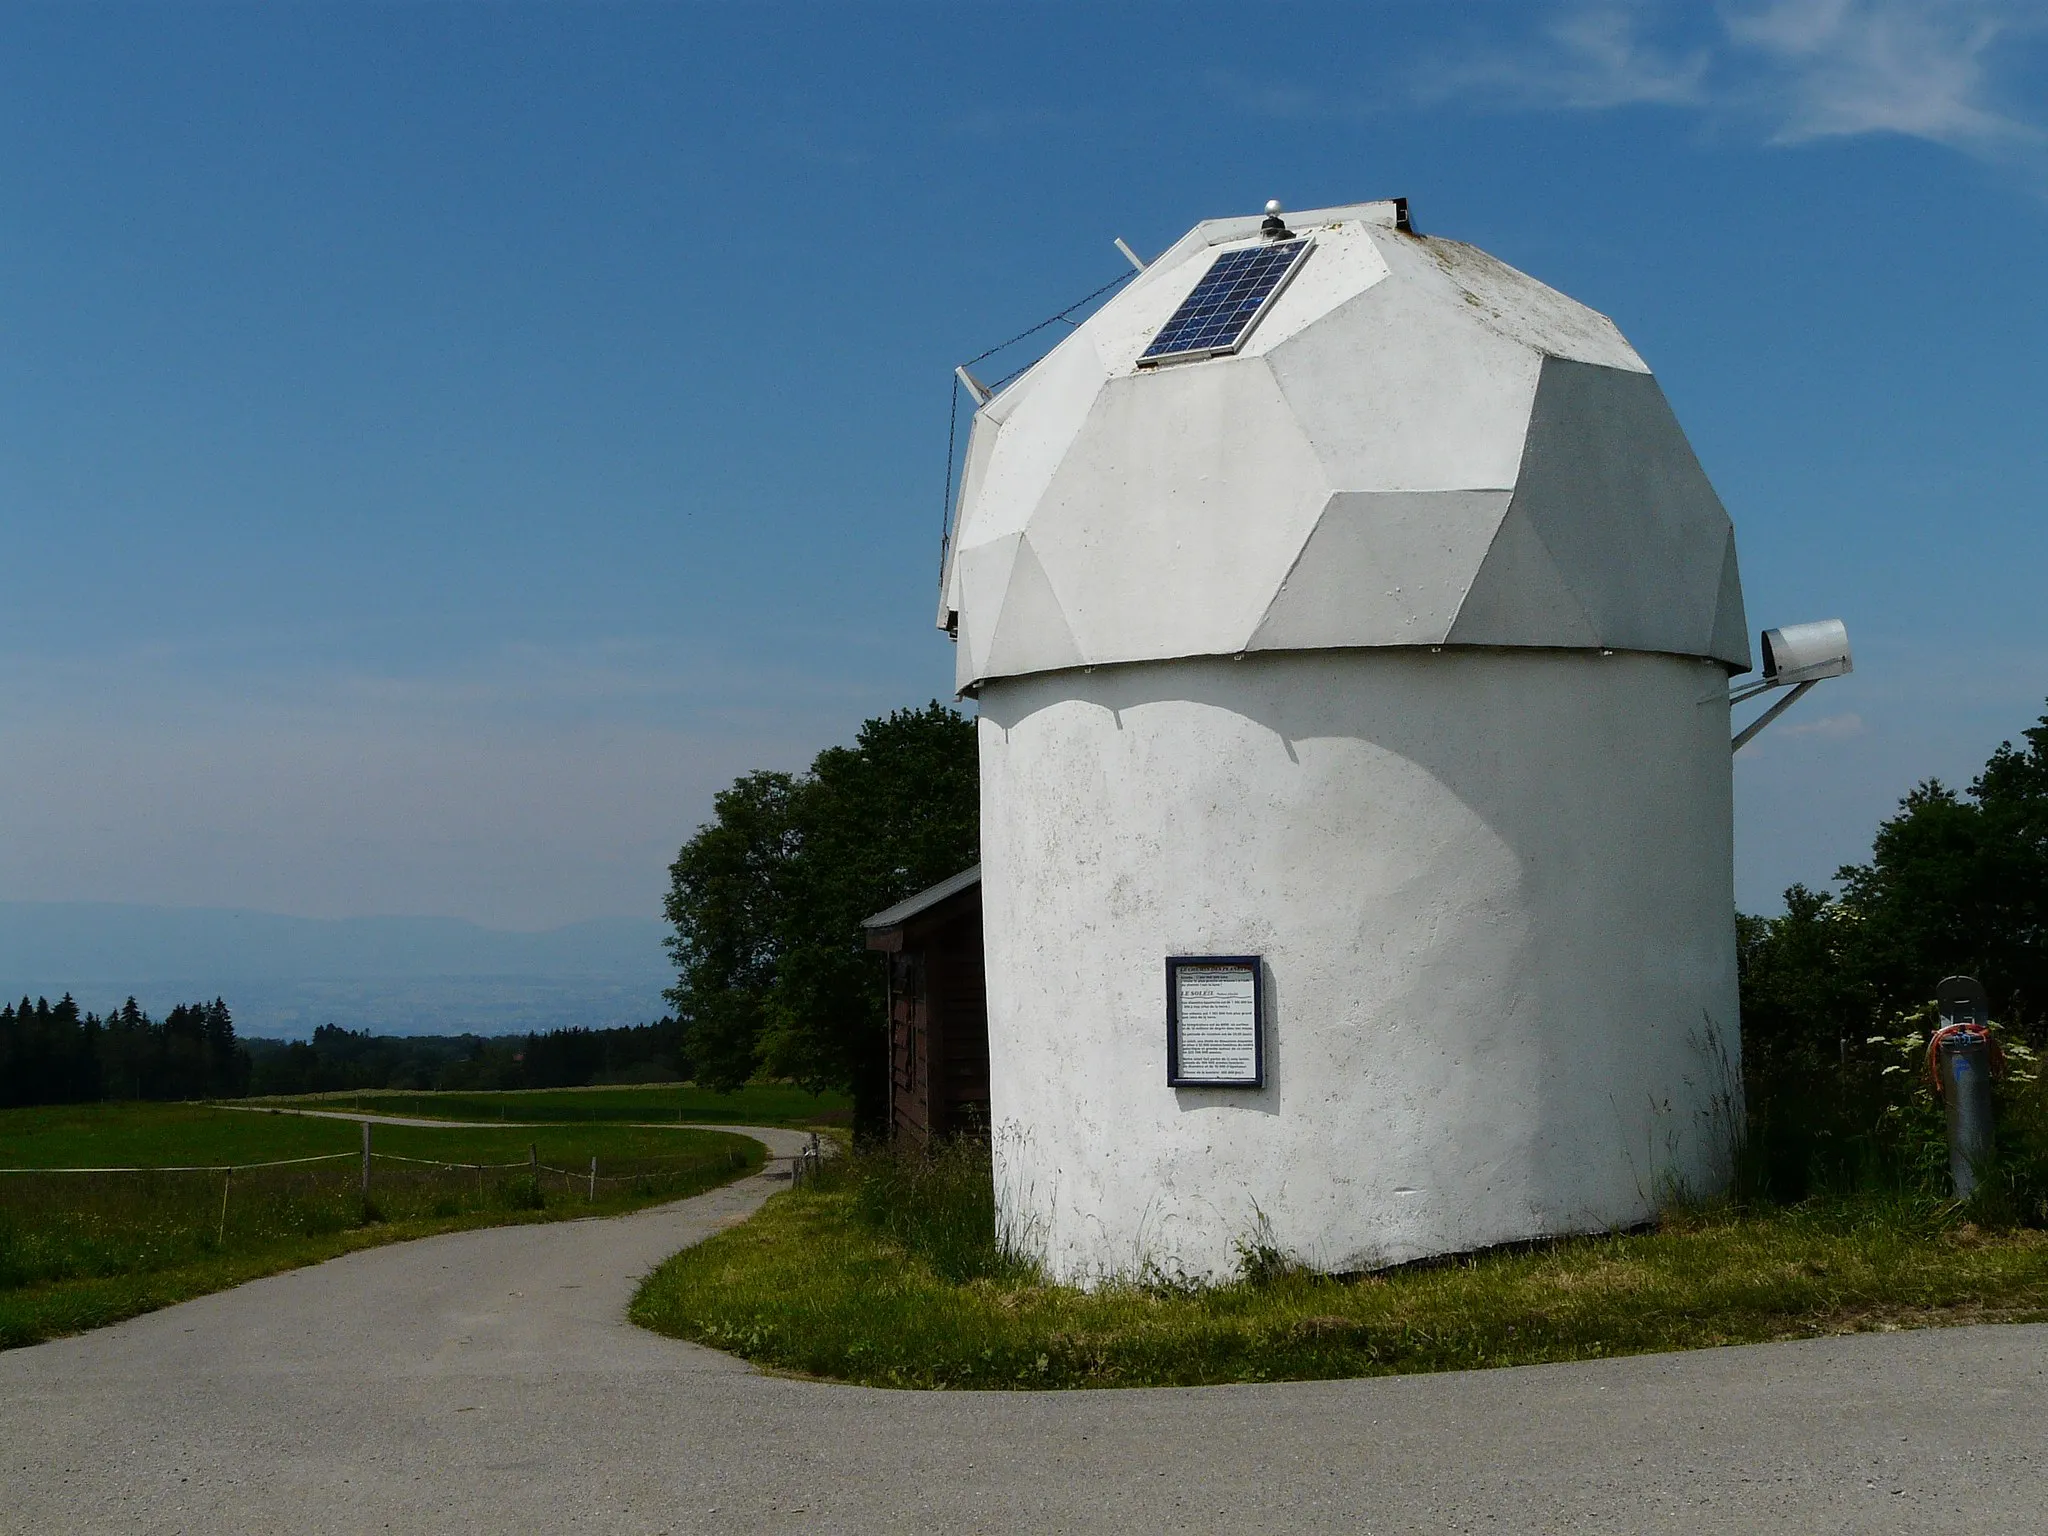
(1166, 955, 1264, 1088)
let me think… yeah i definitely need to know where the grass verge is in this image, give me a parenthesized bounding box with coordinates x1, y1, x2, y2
(632, 1144, 2048, 1389)
(1, 1102, 763, 1349)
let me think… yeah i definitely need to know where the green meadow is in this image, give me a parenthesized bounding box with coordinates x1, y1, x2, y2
(0, 1100, 761, 1349)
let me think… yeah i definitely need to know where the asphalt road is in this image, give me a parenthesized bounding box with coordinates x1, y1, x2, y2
(4, 1126, 2044, 1535)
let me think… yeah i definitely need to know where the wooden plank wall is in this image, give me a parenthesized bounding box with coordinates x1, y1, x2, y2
(889, 949, 929, 1143)
(930, 902, 989, 1138)
(884, 885, 989, 1146)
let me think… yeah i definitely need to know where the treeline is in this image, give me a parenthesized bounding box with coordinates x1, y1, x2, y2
(664, 702, 979, 1138)
(243, 1018, 688, 1095)
(0, 996, 250, 1107)
(0, 1007, 690, 1106)
(1738, 704, 2048, 1203)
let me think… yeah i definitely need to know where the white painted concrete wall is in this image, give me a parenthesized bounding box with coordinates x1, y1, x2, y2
(979, 648, 1740, 1284)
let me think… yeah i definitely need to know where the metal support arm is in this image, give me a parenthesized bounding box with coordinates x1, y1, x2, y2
(1731, 679, 1818, 753)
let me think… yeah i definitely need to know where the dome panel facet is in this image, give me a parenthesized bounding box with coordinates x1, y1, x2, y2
(1249, 490, 1513, 652)
(1446, 504, 1602, 649)
(1417, 238, 1647, 372)
(1020, 357, 1329, 669)
(1709, 530, 1752, 672)
(1506, 358, 1746, 669)
(940, 416, 1002, 627)
(954, 533, 1022, 686)
(1266, 235, 1541, 495)
(983, 536, 1084, 680)
(961, 331, 1110, 547)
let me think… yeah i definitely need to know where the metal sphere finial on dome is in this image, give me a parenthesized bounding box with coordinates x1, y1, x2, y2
(1260, 198, 1293, 240)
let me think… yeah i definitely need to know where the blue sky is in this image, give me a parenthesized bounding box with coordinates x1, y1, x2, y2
(2, 1, 2044, 930)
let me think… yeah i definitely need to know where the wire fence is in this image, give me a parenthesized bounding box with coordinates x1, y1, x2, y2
(0, 1138, 757, 1294)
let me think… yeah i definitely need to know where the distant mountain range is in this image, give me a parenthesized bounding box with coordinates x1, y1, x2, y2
(0, 901, 674, 1039)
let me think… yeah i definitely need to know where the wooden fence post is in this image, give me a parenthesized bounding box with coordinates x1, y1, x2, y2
(361, 1121, 371, 1200)
(588, 1156, 597, 1202)
(529, 1142, 539, 1202)
(218, 1166, 233, 1246)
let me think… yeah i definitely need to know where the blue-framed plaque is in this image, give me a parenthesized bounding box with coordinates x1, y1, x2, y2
(1166, 955, 1264, 1088)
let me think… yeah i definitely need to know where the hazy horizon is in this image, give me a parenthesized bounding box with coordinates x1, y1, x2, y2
(0, 899, 674, 1040)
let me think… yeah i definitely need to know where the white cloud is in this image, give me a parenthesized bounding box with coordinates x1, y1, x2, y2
(1726, 0, 2043, 147)
(1417, 1, 2045, 165)
(1433, 5, 1711, 109)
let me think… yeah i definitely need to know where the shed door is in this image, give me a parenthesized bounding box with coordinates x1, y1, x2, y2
(890, 951, 930, 1142)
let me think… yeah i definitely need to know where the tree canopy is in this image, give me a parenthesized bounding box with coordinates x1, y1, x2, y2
(663, 702, 978, 1137)
(1737, 702, 2048, 1198)
(1742, 704, 2048, 1045)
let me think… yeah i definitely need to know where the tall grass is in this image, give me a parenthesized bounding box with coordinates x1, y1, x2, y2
(837, 1138, 1035, 1285)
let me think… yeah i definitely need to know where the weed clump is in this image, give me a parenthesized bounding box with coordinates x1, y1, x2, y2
(826, 1138, 1034, 1286)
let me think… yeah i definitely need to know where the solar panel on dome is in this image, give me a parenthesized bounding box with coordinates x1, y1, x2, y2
(1138, 238, 1312, 366)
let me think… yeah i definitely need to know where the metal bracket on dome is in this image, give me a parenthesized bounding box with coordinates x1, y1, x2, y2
(1730, 619, 1852, 753)
(1113, 237, 1147, 272)
(954, 366, 994, 406)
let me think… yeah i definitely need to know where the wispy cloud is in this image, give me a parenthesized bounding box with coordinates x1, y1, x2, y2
(1429, 5, 1712, 110)
(1414, 1, 2045, 168)
(1725, 0, 2041, 147)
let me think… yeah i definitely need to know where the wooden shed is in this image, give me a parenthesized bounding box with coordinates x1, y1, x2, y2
(862, 865, 989, 1146)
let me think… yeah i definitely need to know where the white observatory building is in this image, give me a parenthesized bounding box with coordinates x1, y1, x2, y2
(941, 198, 1751, 1283)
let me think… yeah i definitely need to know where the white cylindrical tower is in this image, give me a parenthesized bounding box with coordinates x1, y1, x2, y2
(941, 200, 1751, 1284)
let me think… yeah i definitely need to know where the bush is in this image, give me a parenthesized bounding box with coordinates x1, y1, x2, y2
(1734, 702, 2048, 1212)
(1733, 992, 2048, 1223)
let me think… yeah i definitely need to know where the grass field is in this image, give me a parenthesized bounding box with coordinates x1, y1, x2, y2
(244, 1082, 850, 1127)
(1, 1101, 763, 1349)
(632, 1143, 2048, 1389)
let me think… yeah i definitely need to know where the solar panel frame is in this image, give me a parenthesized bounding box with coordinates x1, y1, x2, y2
(1137, 237, 1314, 367)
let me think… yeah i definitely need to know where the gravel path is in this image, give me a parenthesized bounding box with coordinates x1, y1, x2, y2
(3, 1129, 2044, 1534)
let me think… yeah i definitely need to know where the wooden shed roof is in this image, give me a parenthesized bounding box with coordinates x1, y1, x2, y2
(860, 864, 982, 934)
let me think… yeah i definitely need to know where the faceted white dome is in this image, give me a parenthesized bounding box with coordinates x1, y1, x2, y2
(941, 199, 1750, 693)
